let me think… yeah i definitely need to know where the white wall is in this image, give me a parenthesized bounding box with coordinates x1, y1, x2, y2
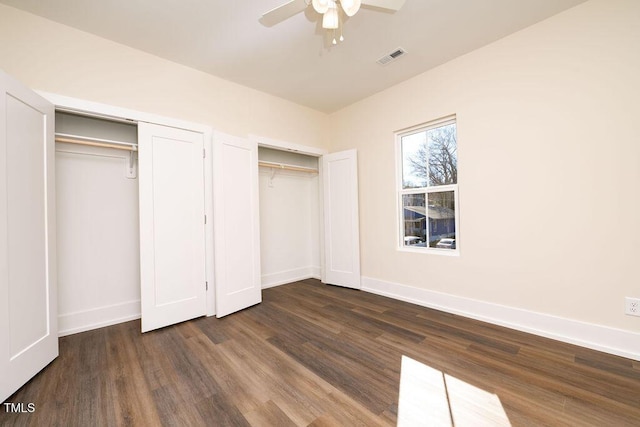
(328, 0, 640, 358)
(56, 144, 140, 335)
(258, 148, 320, 287)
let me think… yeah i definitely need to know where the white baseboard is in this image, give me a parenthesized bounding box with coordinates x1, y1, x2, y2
(58, 300, 141, 337)
(262, 266, 321, 289)
(362, 276, 640, 361)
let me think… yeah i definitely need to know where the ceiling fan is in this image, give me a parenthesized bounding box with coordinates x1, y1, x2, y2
(260, 0, 406, 38)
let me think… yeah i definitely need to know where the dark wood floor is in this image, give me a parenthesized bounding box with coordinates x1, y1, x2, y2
(2, 279, 639, 426)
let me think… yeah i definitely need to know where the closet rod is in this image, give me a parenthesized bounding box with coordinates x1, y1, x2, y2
(55, 133, 137, 152)
(258, 160, 318, 174)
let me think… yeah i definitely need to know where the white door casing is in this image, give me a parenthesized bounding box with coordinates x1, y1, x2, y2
(213, 131, 262, 317)
(138, 123, 207, 332)
(322, 149, 361, 289)
(0, 71, 58, 402)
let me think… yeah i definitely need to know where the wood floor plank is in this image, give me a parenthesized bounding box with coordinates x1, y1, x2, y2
(105, 323, 165, 427)
(242, 400, 297, 427)
(217, 336, 327, 425)
(182, 334, 266, 414)
(267, 299, 345, 335)
(1, 279, 639, 426)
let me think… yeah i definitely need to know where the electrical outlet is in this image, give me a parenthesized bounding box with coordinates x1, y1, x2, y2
(625, 297, 640, 316)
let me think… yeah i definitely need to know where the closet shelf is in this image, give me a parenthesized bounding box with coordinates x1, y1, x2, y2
(55, 132, 138, 152)
(258, 160, 317, 174)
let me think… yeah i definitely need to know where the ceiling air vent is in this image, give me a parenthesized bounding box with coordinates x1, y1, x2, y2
(377, 47, 407, 66)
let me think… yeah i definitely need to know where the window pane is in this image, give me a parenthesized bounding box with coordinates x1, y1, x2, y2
(402, 193, 426, 246)
(401, 122, 457, 189)
(401, 132, 427, 189)
(427, 191, 456, 249)
(427, 123, 457, 185)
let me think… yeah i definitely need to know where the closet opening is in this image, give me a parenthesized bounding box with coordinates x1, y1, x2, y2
(54, 110, 141, 335)
(257, 146, 322, 289)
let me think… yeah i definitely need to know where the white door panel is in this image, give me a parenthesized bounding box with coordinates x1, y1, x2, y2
(138, 123, 206, 332)
(322, 149, 361, 289)
(213, 132, 261, 317)
(0, 71, 57, 402)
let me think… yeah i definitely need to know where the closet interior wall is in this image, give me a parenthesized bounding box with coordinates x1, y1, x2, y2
(55, 112, 140, 335)
(258, 147, 320, 288)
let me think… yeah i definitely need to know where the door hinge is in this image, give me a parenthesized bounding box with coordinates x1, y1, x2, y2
(204, 215, 207, 224)
(206, 281, 208, 291)
(203, 148, 206, 158)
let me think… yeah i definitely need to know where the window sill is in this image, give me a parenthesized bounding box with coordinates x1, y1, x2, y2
(397, 246, 460, 256)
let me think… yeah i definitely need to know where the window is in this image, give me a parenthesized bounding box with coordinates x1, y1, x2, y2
(397, 117, 459, 253)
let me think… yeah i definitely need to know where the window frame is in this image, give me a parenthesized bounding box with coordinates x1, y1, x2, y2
(395, 116, 460, 256)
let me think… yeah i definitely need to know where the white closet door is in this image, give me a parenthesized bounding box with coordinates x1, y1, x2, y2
(0, 71, 57, 402)
(213, 131, 261, 317)
(322, 149, 361, 289)
(138, 123, 206, 332)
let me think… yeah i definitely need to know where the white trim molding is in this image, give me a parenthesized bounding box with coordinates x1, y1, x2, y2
(58, 300, 141, 337)
(39, 91, 212, 134)
(262, 266, 322, 289)
(249, 134, 327, 157)
(362, 276, 640, 361)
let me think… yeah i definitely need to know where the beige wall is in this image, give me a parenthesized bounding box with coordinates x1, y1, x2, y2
(328, 0, 640, 332)
(0, 4, 327, 147)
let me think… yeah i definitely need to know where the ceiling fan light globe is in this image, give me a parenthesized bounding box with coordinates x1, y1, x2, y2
(341, 0, 361, 17)
(312, 0, 330, 14)
(322, 3, 339, 29)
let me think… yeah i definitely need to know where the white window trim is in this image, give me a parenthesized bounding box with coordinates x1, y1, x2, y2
(395, 116, 459, 256)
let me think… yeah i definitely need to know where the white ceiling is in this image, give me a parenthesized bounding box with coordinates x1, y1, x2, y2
(0, 0, 587, 113)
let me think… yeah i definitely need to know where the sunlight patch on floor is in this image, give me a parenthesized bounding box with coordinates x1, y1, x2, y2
(397, 355, 511, 426)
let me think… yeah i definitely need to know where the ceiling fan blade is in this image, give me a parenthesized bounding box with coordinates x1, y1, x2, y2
(260, 0, 308, 27)
(361, 0, 406, 12)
